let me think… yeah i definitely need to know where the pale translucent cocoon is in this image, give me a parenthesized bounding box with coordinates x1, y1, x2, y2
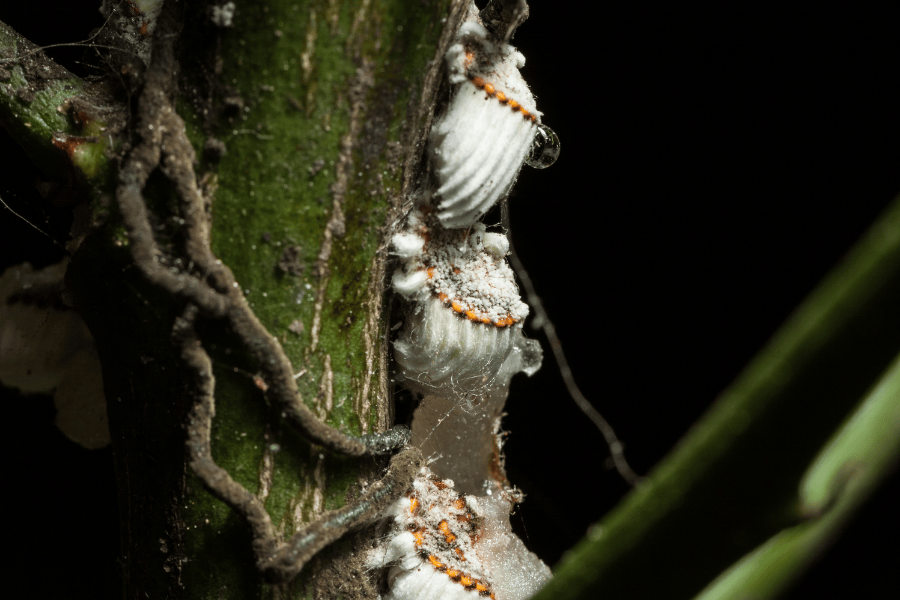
(430, 22, 539, 229)
(410, 334, 543, 494)
(475, 493, 554, 600)
(54, 347, 110, 449)
(394, 296, 518, 395)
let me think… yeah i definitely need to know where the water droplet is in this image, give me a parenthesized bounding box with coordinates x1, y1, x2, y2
(519, 338, 543, 376)
(525, 124, 560, 169)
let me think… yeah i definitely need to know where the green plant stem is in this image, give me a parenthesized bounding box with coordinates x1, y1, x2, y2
(0, 20, 108, 181)
(694, 350, 900, 599)
(534, 192, 900, 600)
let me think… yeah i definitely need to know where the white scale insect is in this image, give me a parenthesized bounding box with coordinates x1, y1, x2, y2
(391, 11, 558, 398)
(430, 22, 560, 229)
(374, 4, 559, 599)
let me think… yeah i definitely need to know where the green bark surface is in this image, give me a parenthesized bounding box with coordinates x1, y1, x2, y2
(175, 2, 455, 597)
(4, 1, 457, 598)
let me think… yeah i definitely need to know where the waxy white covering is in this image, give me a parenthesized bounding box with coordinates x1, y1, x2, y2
(430, 22, 539, 229)
(390, 209, 531, 395)
(368, 467, 552, 600)
(394, 296, 519, 395)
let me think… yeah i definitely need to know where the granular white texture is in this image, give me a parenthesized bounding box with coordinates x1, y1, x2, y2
(391, 209, 528, 325)
(368, 466, 551, 600)
(390, 208, 532, 395)
(430, 20, 540, 229)
(446, 22, 539, 118)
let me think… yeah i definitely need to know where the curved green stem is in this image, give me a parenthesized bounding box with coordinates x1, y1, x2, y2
(534, 193, 900, 600)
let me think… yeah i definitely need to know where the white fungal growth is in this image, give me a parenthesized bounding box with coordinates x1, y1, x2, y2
(430, 21, 540, 229)
(390, 207, 531, 395)
(368, 466, 552, 600)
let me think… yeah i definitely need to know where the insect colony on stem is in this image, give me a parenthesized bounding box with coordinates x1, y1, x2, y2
(369, 5, 561, 599)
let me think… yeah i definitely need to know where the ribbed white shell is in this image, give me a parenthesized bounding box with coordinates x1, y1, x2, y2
(431, 81, 536, 229)
(394, 296, 518, 395)
(428, 20, 540, 230)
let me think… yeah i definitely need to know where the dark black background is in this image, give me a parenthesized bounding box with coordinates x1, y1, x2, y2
(2, 2, 898, 598)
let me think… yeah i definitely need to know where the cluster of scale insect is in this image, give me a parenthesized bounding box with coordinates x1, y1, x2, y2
(368, 466, 552, 600)
(429, 21, 560, 229)
(369, 468, 498, 600)
(392, 208, 531, 395)
(391, 7, 558, 397)
(379, 5, 558, 599)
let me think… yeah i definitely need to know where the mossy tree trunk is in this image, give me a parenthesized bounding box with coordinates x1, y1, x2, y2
(2, 1, 464, 598)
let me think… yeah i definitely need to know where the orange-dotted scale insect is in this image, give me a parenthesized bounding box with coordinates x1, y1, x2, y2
(367, 467, 551, 600)
(391, 208, 541, 397)
(430, 20, 560, 230)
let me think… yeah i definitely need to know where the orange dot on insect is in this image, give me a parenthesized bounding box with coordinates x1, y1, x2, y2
(459, 575, 474, 587)
(483, 82, 495, 95)
(409, 497, 420, 513)
(428, 555, 445, 570)
(471, 76, 485, 89)
(466, 310, 478, 321)
(426, 267, 435, 279)
(451, 302, 464, 313)
(447, 569, 461, 579)
(495, 91, 507, 103)
(508, 99, 519, 110)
